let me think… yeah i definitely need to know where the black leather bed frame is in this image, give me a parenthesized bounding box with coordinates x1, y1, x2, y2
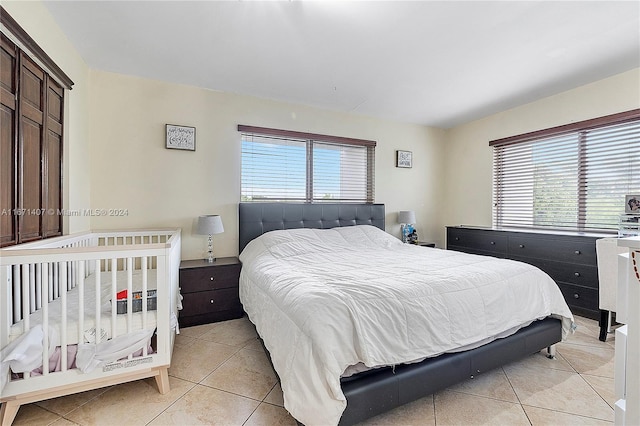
(238, 202, 563, 425)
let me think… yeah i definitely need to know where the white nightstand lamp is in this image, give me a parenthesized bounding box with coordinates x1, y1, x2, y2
(398, 210, 416, 243)
(197, 215, 224, 263)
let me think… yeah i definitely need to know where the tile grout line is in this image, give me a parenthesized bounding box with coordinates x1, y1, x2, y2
(499, 364, 532, 425)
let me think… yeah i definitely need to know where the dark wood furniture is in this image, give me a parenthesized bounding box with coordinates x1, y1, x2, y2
(1, 9, 73, 247)
(178, 257, 243, 327)
(446, 226, 600, 320)
(416, 241, 436, 248)
(238, 203, 562, 426)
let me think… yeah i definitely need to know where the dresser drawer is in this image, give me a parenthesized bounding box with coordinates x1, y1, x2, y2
(508, 236, 596, 265)
(180, 288, 241, 317)
(180, 264, 240, 293)
(510, 256, 599, 288)
(447, 228, 507, 255)
(557, 282, 598, 312)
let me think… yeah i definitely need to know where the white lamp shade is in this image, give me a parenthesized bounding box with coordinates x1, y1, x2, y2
(197, 215, 224, 235)
(398, 210, 416, 224)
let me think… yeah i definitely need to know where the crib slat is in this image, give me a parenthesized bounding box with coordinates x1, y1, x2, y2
(127, 257, 133, 336)
(53, 262, 59, 300)
(111, 259, 117, 339)
(41, 262, 49, 375)
(35, 263, 42, 311)
(78, 261, 85, 343)
(95, 260, 101, 344)
(142, 257, 148, 356)
(60, 261, 68, 372)
(12, 265, 20, 323)
(29, 264, 36, 314)
(22, 264, 30, 333)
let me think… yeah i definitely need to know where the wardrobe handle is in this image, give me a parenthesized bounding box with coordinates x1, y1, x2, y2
(210, 300, 214, 304)
(574, 272, 581, 277)
(573, 293, 580, 299)
(519, 244, 525, 248)
(455, 237, 460, 241)
(210, 277, 215, 281)
(490, 241, 495, 245)
(574, 250, 581, 255)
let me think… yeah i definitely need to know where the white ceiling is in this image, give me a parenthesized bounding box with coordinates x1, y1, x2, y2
(43, 1, 640, 128)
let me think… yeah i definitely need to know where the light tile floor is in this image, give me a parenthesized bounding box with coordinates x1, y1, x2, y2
(11, 315, 616, 425)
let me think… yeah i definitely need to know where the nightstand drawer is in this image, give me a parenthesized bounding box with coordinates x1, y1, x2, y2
(181, 288, 241, 317)
(180, 265, 240, 293)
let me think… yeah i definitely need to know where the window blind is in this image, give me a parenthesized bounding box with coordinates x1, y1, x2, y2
(239, 125, 375, 203)
(492, 110, 640, 233)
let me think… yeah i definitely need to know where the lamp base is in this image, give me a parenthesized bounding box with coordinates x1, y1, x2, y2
(206, 234, 215, 263)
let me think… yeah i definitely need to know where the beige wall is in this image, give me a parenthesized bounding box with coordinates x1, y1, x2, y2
(3, 1, 92, 233)
(88, 71, 446, 259)
(5, 1, 638, 256)
(440, 68, 640, 243)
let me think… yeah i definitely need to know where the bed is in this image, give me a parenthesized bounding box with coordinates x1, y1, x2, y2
(0, 229, 181, 425)
(238, 203, 574, 426)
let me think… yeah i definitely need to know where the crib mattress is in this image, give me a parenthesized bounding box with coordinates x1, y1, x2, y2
(9, 269, 160, 346)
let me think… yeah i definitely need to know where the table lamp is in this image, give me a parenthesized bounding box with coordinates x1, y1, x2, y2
(197, 215, 224, 262)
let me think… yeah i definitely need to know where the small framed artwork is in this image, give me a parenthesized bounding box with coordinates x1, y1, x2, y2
(625, 194, 640, 214)
(166, 124, 196, 151)
(396, 150, 412, 168)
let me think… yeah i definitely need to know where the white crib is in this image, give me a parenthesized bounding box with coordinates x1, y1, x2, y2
(0, 229, 181, 425)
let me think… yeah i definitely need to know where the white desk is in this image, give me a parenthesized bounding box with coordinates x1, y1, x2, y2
(615, 237, 640, 426)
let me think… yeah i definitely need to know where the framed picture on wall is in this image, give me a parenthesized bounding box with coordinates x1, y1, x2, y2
(625, 194, 640, 214)
(166, 124, 196, 151)
(396, 150, 412, 168)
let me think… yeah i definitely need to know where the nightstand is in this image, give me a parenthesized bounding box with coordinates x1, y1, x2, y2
(179, 257, 243, 327)
(416, 241, 436, 248)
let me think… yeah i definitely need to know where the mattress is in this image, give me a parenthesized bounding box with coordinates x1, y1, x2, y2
(239, 225, 574, 426)
(9, 269, 160, 346)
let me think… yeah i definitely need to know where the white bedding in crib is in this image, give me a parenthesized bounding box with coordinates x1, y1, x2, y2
(9, 269, 160, 346)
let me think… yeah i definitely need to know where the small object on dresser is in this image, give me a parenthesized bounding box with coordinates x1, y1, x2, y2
(398, 210, 417, 243)
(619, 214, 640, 237)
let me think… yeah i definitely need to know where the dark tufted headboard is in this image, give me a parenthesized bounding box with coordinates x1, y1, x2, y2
(238, 203, 385, 252)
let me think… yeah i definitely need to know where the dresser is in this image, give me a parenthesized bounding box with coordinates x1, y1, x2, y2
(179, 257, 243, 327)
(446, 226, 601, 320)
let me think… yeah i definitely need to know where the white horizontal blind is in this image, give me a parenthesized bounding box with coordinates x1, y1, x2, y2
(240, 128, 375, 203)
(312, 141, 373, 202)
(241, 134, 307, 202)
(582, 121, 640, 230)
(493, 116, 640, 233)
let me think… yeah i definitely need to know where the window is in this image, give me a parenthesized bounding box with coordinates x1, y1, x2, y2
(1, 7, 74, 247)
(239, 125, 375, 203)
(491, 110, 640, 233)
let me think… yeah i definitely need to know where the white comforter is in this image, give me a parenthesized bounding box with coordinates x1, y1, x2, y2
(239, 225, 574, 426)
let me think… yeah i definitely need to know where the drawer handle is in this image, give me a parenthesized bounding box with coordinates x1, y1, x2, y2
(490, 241, 495, 245)
(210, 300, 214, 304)
(210, 277, 215, 281)
(455, 237, 460, 241)
(519, 244, 525, 248)
(573, 293, 580, 299)
(574, 272, 581, 277)
(574, 250, 581, 255)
